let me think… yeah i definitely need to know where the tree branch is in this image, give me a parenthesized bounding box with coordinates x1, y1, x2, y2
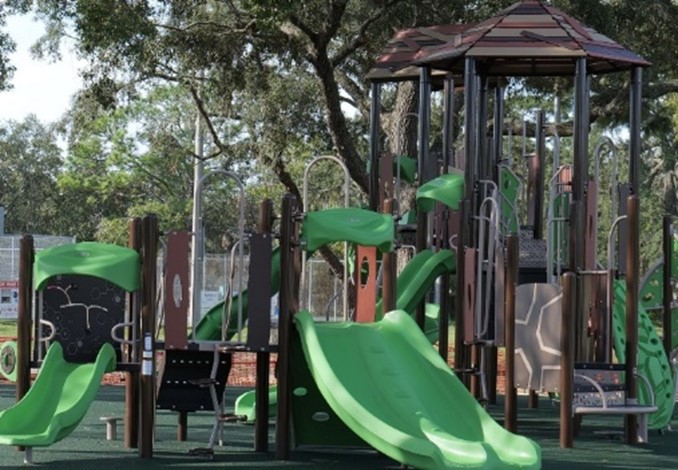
(330, 0, 403, 68)
(188, 84, 226, 161)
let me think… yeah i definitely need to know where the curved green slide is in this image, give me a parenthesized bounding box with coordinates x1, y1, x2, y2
(194, 246, 282, 341)
(294, 310, 540, 469)
(235, 249, 456, 421)
(0, 341, 116, 448)
(611, 280, 676, 429)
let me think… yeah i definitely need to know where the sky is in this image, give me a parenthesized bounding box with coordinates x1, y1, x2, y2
(0, 14, 83, 123)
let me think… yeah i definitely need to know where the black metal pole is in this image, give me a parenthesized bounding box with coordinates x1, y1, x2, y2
(534, 110, 546, 240)
(415, 65, 432, 330)
(663, 216, 673, 356)
(493, 84, 504, 167)
(629, 67, 642, 195)
(443, 74, 456, 171)
(572, 58, 588, 273)
(16, 234, 33, 454)
(477, 73, 489, 181)
(463, 58, 477, 203)
(368, 82, 381, 211)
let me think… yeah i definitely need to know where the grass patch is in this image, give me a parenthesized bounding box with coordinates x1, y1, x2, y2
(0, 321, 17, 338)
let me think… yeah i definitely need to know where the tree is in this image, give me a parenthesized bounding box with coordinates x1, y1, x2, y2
(0, 115, 63, 234)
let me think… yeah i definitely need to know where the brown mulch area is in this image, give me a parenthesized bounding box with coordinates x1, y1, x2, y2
(0, 336, 506, 393)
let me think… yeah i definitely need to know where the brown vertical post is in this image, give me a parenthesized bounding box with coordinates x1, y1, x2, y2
(381, 199, 396, 315)
(255, 199, 274, 453)
(560, 272, 576, 448)
(16, 235, 33, 454)
(139, 214, 158, 458)
(625, 196, 640, 444)
(276, 195, 299, 460)
(177, 413, 187, 441)
(125, 218, 141, 449)
(504, 234, 518, 432)
(663, 216, 673, 356)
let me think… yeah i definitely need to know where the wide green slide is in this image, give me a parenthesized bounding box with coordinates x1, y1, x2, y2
(611, 280, 676, 429)
(235, 249, 456, 420)
(194, 246, 282, 341)
(295, 310, 541, 469)
(0, 342, 116, 447)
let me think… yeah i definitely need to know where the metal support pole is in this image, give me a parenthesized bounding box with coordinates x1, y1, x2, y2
(494, 85, 504, 166)
(443, 75, 456, 171)
(415, 66, 432, 330)
(463, 58, 477, 202)
(625, 196, 640, 444)
(663, 216, 673, 356)
(560, 272, 576, 448)
(629, 68, 642, 194)
(534, 110, 546, 240)
(477, 73, 489, 181)
(572, 60, 589, 194)
(369, 82, 381, 211)
(504, 234, 518, 432)
(125, 218, 141, 449)
(139, 214, 158, 458)
(16, 234, 33, 455)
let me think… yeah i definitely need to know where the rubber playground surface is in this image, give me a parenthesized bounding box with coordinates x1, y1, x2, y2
(0, 384, 675, 469)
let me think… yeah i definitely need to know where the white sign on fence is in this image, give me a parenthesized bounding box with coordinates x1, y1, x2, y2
(0, 280, 19, 319)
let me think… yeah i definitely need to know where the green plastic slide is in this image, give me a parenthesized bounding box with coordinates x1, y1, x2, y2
(193, 246, 282, 341)
(611, 280, 676, 429)
(294, 310, 541, 469)
(234, 387, 277, 422)
(0, 342, 116, 447)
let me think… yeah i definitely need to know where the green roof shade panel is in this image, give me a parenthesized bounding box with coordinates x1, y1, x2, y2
(302, 208, 394, 253)
(416, 172, 465, 212)
(34, 242, 141, 292)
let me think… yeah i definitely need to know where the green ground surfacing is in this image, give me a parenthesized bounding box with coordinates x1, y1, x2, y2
(0, 384, 676, 469)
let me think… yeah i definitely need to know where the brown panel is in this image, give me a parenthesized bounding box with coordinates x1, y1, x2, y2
(163, 231, 190, 350)
(463, 248, 477, 344)
(378, 153, 394, 211)
(448, 209, 461, 249)
(355, 245, 378, 323)
(584, 180, 598, 270)
(247, 233, 273, 351)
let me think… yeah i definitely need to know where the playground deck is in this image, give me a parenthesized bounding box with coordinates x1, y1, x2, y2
(0, 384, 675, 469)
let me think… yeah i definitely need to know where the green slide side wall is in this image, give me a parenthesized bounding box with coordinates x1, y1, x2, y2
(0, 342, 116, 446)
(611, 280, 676, 429)
(294, 310, 540, 469)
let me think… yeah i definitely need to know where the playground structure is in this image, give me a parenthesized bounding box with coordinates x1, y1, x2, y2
(0, 1, 677, 468)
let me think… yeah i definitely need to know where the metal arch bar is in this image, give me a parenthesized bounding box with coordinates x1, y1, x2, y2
(192, 170, 247, 342)
(302, 155, 351, 319)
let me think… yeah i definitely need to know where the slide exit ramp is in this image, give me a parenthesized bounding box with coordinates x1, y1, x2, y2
(0, 342, 116, 462)
(294, 310, 540, 469)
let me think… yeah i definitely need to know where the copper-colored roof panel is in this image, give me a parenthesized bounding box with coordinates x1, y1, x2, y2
(409, 0, 649, 76)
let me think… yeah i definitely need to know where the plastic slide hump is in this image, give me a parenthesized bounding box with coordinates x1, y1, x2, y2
(193, 246, 282, 341)
(611, 280, 676, 429)
(0, 342, 116, 447)
(294, 310, 541, 469)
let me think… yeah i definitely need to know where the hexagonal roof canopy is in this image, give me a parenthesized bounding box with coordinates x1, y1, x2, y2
(366, 23, 471, 83)
(413, 0, 650, 76)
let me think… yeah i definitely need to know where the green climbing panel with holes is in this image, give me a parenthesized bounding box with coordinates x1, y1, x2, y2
(0, 341, 17, 382)
(639, 238, 678, 352)
(499, 166, 521, 234)
(611, 280, 676, 430)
